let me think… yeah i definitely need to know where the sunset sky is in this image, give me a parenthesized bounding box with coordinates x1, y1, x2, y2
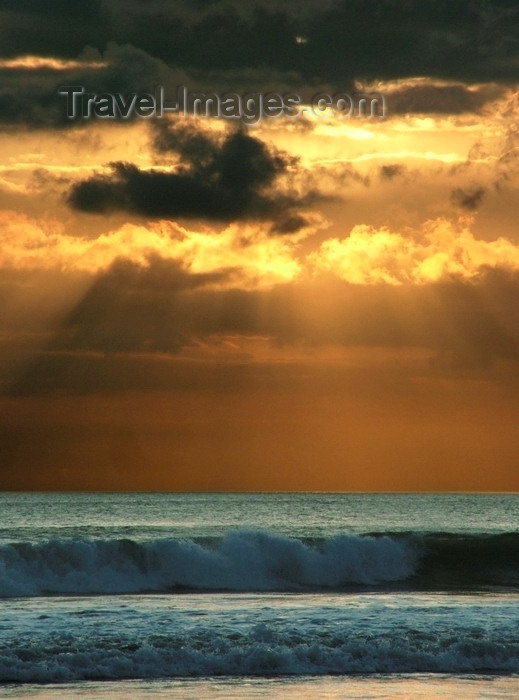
(1, 0, 519, 490)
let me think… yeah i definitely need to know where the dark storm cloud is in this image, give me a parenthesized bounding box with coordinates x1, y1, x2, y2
(0, 1, 518, 130)
(270, 215, 310, 235)
(151, 120, 219, 164)
(94, 263, 519, 367)
(67, 128, 314, 226)
(268, 272, 519, 369)
(7, 257, 519, 396)
(0, 43, 181, 128)
(40, 2, 519, 83)
(450, 185, 486, 211)
(426, 269, 519, 369)
(50, 255, 230, 355)
(387, 83, 505, 115)
(0, 1, 109, 59)
(379, 165, 405, 181)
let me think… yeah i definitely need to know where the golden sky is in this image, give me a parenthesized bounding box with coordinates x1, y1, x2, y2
(1, 2, 519, 490)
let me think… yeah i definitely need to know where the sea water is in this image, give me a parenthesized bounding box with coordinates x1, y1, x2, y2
(0, 492, 518, 698)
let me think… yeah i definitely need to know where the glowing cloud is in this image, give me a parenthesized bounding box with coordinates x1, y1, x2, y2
(309, 218, 519, 285)
(0, 212, 309, 288)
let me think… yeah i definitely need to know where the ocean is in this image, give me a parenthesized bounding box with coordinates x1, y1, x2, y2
(0, 492, 518, 698)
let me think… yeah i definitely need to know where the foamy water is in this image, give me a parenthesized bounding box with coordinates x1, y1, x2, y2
(1, 493, 519, 694)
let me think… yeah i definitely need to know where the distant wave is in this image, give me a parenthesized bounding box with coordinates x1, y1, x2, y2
(1, 530, 519, 597)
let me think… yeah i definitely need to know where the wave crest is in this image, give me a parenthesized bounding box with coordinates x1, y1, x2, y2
(0, 530, 418, 597)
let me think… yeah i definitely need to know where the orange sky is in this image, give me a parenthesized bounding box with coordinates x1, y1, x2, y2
(2, 8, 519, 490)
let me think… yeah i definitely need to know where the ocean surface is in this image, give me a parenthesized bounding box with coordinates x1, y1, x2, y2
(0, 492, 519, 698)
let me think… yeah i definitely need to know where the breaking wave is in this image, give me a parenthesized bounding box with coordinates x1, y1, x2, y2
(1, 529, 519, 597)
(2, 623, 519, 681)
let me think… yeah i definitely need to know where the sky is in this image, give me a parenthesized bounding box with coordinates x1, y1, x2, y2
(1, 0, 519, 491)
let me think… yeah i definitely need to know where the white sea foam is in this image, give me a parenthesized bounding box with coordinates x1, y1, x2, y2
(1, 494, 518, 685)
(1, 619, 519, 681)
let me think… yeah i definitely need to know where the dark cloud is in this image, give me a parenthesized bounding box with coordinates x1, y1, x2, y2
(67, 128, 314, 226)
(388, 83, 505, 115)
(0, 1, 109, 59)
(0, 1, 517, 130)
(7, 257, 519, 396)
(51, 254, 229, 355)
(152, 120, 219, 164)
(424, 269, 519, 368)
(379, 164, 405, 181)
(0, 43, 176, 128)
(270, 214, 310, 234)
(450, 185, 486, 210)
(0, 77, 64, 128)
